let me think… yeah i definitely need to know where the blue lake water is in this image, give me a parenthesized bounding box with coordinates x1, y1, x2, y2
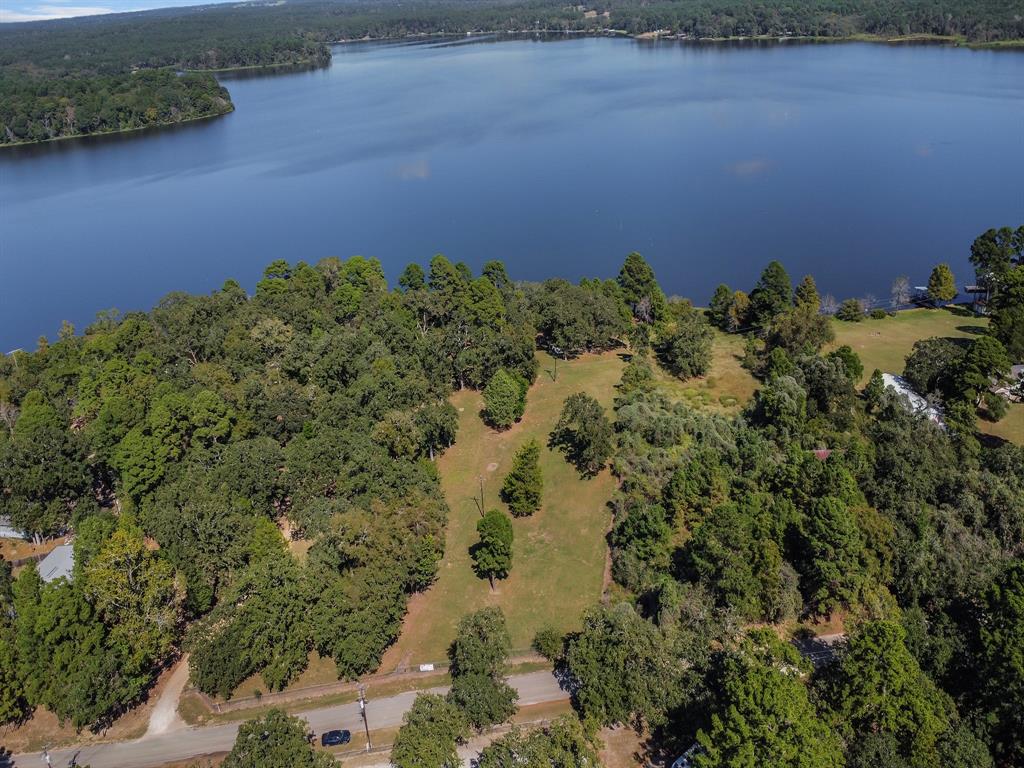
(1, 37, 1022, 350)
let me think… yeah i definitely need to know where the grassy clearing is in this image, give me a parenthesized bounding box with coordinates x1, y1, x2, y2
(980, 403, 1024, 444)
(380, 351, 625, 670)
(652, 330, 757, 414)
(827, 307, 988, 385)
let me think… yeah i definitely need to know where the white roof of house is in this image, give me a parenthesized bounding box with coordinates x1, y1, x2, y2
(38, 544, 74, 583)
(882, 373, 945, 427)
(0, 515, 25, 540)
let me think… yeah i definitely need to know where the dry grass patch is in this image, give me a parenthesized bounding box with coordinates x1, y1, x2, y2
(652, 330, 757, 414)
(381, 351, 625, 670)
(1, 536, 65, 567)
(599, 725, 649, 768)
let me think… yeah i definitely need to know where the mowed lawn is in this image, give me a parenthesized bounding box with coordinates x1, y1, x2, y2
(828, 307, 988, 385)
(380, 351, 625, 669)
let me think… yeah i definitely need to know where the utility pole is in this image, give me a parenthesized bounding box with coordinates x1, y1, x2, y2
(358, 684, 371, 752)
(474, 475, 486, 517)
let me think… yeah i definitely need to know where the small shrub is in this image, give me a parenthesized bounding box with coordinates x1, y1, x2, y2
(981, 391, 1009, 422)
(870, 308, 887, 320)
(532, 627, 564, 661)
(836, 298, 865, 322)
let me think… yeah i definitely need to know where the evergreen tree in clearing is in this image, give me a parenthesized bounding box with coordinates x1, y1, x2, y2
(707, 283, 733, 330)
(483, 368, 527, 429)
(472, 509, 513, 589)
(500, 439, 543, 517)
(927, 263, 957, 303)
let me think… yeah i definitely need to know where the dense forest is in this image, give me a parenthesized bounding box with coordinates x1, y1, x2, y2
(2, 0, 1023, 144)
(0, 70, 232, 144)
(1, 227, 1022, 765)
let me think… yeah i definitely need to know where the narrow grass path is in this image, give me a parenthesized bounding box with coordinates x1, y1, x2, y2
(381, 351, 626, 669)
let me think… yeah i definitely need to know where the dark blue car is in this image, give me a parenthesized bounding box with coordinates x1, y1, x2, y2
(321, 729, 352, 747)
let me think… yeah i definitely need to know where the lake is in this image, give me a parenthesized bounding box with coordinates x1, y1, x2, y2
(1, 36, 1022, 351)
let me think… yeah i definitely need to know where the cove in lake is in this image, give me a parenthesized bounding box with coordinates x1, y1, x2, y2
(1, 37, 1022, 351)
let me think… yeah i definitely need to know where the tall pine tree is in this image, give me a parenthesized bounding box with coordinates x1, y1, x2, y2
(500, 440, 543, 516)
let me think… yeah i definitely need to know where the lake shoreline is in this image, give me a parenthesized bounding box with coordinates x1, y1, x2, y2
(0, 103, 234, 150)
(2, 35, 1020, 350)
(3, 30, 1020, 148)
(328, 29, 1024, 50)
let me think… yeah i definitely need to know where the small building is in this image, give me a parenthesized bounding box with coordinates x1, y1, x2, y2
(882, 373, 945, 428)
(38, 544, 75, 583)
(963, 284, 991, 314)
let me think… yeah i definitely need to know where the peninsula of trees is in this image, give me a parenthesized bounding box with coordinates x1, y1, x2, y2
(2, 0, 1023, 144)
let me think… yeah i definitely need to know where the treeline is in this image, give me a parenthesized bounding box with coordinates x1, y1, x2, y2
(2, 0, 1022, 145)
(0, 70, 232, 145)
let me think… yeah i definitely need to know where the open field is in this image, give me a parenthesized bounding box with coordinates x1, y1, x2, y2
(380, 351, 625, 670)
(828, 306, 988, 384)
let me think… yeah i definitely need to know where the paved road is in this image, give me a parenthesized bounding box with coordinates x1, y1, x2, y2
(10, 671, 567, 768)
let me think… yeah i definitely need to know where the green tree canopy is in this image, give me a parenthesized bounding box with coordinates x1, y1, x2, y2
(448, 606, 512, 678)
(617, 252, 667, 324)
(483, 368, 527, 429)
(391, 693, 467, 768)
(694, 630, 843, 768)
(749, 261, 793, 328)
(658, 304, 714, 380)
(501, 439, 543, 517)
(977, 561, 1024, 766)
(562, 602, 686, 728)
(927, 263, 957, 303)
(222, 709, 332, 768)
(549, 393, 613, 477)
(969, 226, 1023, 289)
(472, 510, 513, 588)
(708, 284, 733, 330)
(477, 715, 600, 767)
(828, 620, 951, 767)
(447, 672, 517, 730)
(988, 266, 1024, 360)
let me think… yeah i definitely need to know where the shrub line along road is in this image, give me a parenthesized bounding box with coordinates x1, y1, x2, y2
(10, 671, 567, 768)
